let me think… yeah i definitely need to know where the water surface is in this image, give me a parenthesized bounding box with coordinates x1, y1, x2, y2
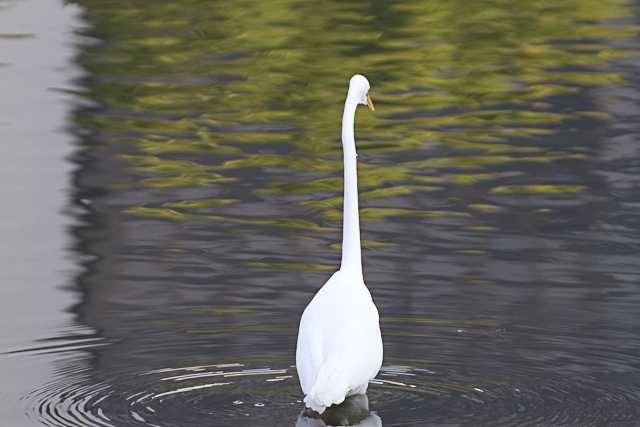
(0, 0, 86, 424)
(3, 0, 640, 426)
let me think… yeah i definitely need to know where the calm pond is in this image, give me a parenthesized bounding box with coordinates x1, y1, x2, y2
(2, 0, 640, 426)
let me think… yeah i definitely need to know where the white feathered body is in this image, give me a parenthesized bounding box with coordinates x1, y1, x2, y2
(296, 268, 383, 413)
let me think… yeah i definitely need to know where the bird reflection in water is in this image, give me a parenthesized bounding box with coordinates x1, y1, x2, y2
(295, 394, 382, 427)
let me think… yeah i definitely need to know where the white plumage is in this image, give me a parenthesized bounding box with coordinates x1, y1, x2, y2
(296, 75, 383, 414)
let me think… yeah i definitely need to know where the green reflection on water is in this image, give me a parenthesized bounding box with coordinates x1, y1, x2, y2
(74, 0, 637, 241)
(163, 198, 239, 209)
(490, 184, 587, 194)
(124, 207, 336, 233)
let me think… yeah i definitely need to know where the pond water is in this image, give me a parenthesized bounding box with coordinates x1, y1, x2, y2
(2, 0, 640, 426)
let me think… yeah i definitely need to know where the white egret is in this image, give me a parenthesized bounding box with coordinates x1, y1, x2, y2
(296, 74, 383, 415)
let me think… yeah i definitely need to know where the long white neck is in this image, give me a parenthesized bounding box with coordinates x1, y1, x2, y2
(340, 95, 362, 275)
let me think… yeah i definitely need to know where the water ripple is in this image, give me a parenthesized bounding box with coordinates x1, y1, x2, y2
(24, 360, 640, 426)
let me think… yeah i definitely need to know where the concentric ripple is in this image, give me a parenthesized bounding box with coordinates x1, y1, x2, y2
(26, 361, 303, 427)
(26, 359, 640, 426)
(369, 365, 640, 426)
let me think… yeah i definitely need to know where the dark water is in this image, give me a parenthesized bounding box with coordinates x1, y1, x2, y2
(3, 0, 640, 426)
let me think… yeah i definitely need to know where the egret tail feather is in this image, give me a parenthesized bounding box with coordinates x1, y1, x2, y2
(304, 363, 349, 414)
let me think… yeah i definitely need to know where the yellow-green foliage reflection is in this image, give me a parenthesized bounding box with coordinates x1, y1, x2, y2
(73, 0, 637, 234)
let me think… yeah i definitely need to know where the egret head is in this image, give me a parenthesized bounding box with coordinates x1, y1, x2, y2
(349, 74, 375, 111)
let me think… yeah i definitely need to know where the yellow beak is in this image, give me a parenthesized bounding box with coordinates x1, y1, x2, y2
(366, 94, 375, 111)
